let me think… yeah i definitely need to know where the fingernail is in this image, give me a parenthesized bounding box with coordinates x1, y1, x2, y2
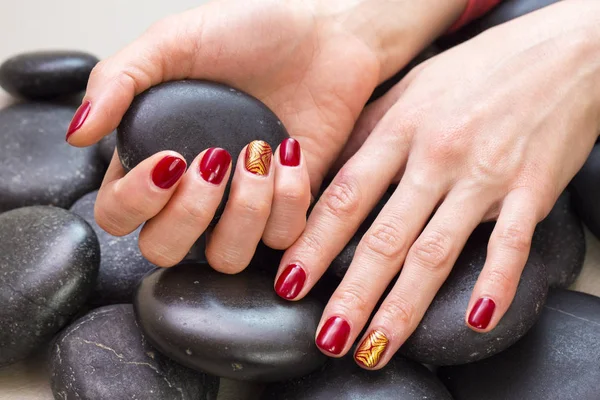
(151, 155, 186, 189)
(200, 148, 231, 184)
(468, 297, 496, 330)
(245, 140, 272, 175)
(316, 316, 351, 355)
(275, 264, 306, 300)
(66, 101, 91, 141)
(280, 138, 301, 167)
(355, 330, 389, 368)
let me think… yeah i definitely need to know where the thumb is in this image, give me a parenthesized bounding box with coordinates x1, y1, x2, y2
(66, 13, 205, 146)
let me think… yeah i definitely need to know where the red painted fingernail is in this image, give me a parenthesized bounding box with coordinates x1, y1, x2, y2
(275, 264, 306, 300)
(280, 138, 301, 167)
(66, 101, 91, 141)
(468, 297, 496, 330)
(151, 155, 186, 189)
(316, 316, 351, 355)
(200, 148, 231, 184)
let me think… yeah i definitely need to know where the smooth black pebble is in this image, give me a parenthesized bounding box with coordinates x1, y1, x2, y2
(70, 191, 156, 305)
(97, 132, 116, 165)
(439, 290, 600, 400)
(532, 191, 585, 288)
(0, 206, 99, 367)
(0, 51, 98, 99)
(571, 145, 600, 239)
(0, 103, 104, 212)
(50, 304, 219, 400)
(439, 0, 561, 49)
(400, 223, 548, 365)
(262, 355, 452, 400)
(134, 264, 327, 382)
(117, 81, 289, 221)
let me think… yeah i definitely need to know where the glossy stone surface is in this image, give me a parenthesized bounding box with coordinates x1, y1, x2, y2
(571, 145, 600, 239)
(0, 206, 99, 367)
(97, 132, 116, 165)
(532, 192, 585, 288)
(0, 103, 104, 212)
(50, 304, 219, 400)
(439, 290, 600, 400)
(70, 191, 155, 305)
(0, 51, 98, 99)
(117, 81, 289, 221)
(400, 223, 548, 366)
(134, 264, 326, 382)
(262, 355, 452, 400)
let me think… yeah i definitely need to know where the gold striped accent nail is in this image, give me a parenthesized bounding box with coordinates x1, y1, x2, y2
(245, 140, 272, 175)
(354, 330, 388, 368)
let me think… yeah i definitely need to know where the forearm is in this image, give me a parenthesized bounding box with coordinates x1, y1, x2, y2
(311, 0, 468, 81)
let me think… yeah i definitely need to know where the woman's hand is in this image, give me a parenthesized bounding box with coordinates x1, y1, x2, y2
(66, 0, 466, 271)
(275, 0, 600, 368)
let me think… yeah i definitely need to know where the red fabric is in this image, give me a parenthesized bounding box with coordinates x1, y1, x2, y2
(448, 0, 503, 32)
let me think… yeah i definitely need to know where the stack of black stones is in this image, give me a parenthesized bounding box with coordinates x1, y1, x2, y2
(0, 1, 599, 399)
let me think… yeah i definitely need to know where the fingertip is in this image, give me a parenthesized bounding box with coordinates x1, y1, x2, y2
(466, 296, 497, 332)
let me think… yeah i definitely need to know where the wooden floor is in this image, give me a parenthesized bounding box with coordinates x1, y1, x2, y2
(1, 228, 599, 400)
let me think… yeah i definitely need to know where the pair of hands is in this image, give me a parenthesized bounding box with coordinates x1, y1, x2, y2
(67, 0, 600, 370)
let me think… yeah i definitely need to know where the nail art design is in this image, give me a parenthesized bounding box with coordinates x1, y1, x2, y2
(355, 330, 389, 368)
(245, 140, 272, 175)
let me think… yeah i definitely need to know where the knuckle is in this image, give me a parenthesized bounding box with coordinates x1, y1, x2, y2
(94, 207, 129, 237)
(360, 220, 407, 261)
(379, 297, 415, 326)
(296, 233, 324, 256)
(206, 246, 247, 274)
(138, 239, 181, 267)
(497, 222, 532, 253)
(332, 282, 370, 315)
(231, 195, 271, 220)
(176, 198, 213, 224)
(321, 171, 361, 219)
(113, 183, 148, 222)
(486, 268, 515, 295)
(409, 230, 452, 272)
(275, 184, 309, 207)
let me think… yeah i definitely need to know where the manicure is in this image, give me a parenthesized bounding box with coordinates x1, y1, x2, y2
(316, 316, 350, 355)
(200, 148, 231, 184)
(275, 264, 306, 300)
(66, 101, 91, 141)
(245, 140, 272, 175)
(152, 155, 186, 189)
(280, 138, 301, 167)
(355, 330, 389, 368)
(468, 297, 496, 330)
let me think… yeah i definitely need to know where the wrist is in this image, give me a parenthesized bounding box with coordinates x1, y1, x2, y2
(312, 0, 468, 81)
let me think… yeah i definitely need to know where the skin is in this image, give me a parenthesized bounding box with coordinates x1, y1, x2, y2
(68, 0, 465, 273)
(66, 0, 600, 370)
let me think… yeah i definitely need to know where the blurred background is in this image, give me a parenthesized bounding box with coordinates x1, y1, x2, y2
(0, 0, 208, 102)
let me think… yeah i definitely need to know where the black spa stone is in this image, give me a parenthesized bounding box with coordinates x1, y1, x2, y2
(0, 103, 104, 212)
(571, 145, 600, 239)
(438, 290, 600, 400)
(0, 206, 99, 367)
(50, 304, 219, 400)
(0, 51, 98, 99)
(531, 191, 585, 288)
(97, 132, 117, 165)
(70, 191, 156, 305)
(399, 223, 548, 366)
(117, 81, 289, 221)
(262, 355, 452, 400)
(134, 264, 327, 382)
